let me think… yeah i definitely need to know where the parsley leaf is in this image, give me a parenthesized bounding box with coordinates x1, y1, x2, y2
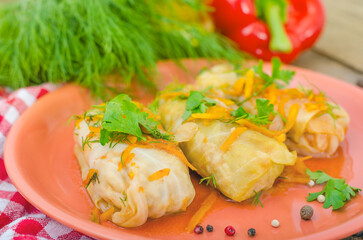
(254, 57, 295, 89)
(100, 94, 173, 145)
(231, 98, 274, 125)
(256, 98, 274, 117)
(182, 91, 216, 121)
(101, 94, 145, 140)
(231, 106, 248, 118)
(306, 169, 361, 210)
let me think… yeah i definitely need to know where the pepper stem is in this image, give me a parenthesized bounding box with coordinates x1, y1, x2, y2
(264, 1, 292, 53)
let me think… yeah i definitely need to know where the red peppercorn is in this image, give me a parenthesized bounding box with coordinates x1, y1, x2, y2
(194, 225, 204, 234)
(225, 225, 236, 236)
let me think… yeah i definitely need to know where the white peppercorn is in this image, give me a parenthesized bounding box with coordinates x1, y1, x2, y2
(271, 219, 280, 228)
(317, 194, 325, 203)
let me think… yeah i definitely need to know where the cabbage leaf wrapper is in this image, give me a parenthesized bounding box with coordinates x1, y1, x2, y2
(73, 100, 195, 227)
(196, 63, 350, 158)
(158, 95, 296, 202)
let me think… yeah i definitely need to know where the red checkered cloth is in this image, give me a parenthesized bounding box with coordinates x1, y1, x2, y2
(0, 84, 92, 240)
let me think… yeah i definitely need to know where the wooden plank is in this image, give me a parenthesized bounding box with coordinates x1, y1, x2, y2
(293, 50, 363, 85)
(312, 0, 363, 72)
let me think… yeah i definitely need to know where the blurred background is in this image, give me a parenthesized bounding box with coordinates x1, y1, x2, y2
(293, 0, 363, 86)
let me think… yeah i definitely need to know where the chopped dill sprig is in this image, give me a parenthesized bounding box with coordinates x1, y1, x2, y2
(81, 134, 99, 151)
(85, 172, 100, 189)
(252, 190, 264, 207)
(199, 173, 217, 188)
(120, 192, 127, 207)
(0, 0, 242, 98)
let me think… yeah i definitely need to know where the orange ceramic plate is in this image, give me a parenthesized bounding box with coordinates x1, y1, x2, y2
(4, 59, 363, 240)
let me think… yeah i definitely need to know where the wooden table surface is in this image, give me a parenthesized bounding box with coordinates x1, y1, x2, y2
(293, 0, 363, 86)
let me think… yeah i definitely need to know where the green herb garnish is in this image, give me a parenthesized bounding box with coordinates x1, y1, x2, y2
(238, 58, 294, 105)
(252, 190, 264, 207)
(0, 0, 242, 97)
(182, 91, 216, 121)
(199, 173, 217, 188)
(85, 172, 100, 189)
(306, 169, 361, 210)
(148, 97, 160, 115)
(232, 98, 275, 125)
(120, 192, 127, 207)
(81, 135, 99, 151)
(254, 58, 295, 89)
(100, 94, 173, 145)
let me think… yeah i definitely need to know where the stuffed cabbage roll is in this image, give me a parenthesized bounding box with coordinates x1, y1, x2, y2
(195, 60, 349, 158)
(275, 90, 349, 158)
(73, 94, 195, 227)
(158, 87, 297, 202)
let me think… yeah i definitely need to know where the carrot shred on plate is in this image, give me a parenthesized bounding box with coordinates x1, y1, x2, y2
(185, 191, 218, 233)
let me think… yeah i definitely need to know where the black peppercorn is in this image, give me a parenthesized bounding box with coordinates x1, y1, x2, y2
(300, 205, 314, 220)
(206, 224, 213, 232)
(248, 228, 256, 237)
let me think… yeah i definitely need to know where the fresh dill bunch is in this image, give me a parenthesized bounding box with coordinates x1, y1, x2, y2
(0, 0, 243, 97)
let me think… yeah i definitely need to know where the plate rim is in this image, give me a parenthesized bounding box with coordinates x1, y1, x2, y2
(4, 59, 363, 240)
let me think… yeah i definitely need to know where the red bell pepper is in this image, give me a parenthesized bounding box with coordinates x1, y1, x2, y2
(210, 0, 325, 63)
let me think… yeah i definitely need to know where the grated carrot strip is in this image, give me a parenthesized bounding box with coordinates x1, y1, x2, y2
(220, 127, 247, 152)
(236, 119, 278, 137)
(216, 97, 235, 106)
(237, 104, 299, 138)
(277, 98, 288, 119)
(127, 135, 138, 144)
(118, 140, 197, 171)
(185, 191, 218, 233)
(145, 140, 197, 171)
(88, 126, 101, 133)
(191, 113, 226, 120)
(100, 206, 115, 222)
(75, 116, 83, 128)
(118, 144, 138, 170)
(90, 206, 100, 224)
(232, 77, 245, 95)
(298, 156, 313, 161)
(181, 197, 189, 211)
(279, 104, 300, 134)
(84, 169, 98, 186)
(274, 133, 286, 142)
(244, 69, 255, 98)
(128, 170, 135, 180)
(148, 168, 170, 181)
